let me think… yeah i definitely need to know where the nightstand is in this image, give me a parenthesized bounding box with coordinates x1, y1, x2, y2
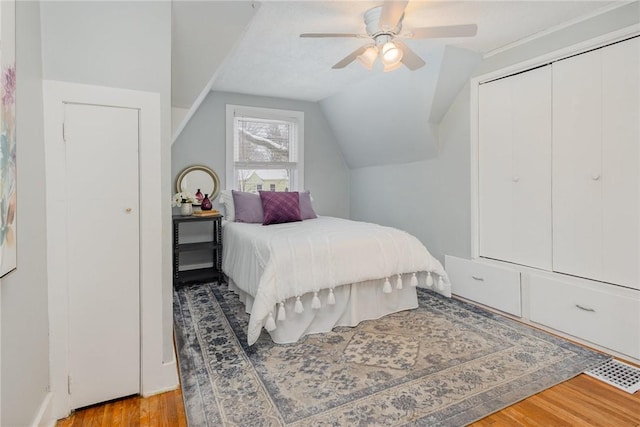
(172, 214, 223, 285)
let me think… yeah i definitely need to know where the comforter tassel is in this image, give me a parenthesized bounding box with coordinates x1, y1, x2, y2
(311, 292, 321, 309)
(277, 302, 286, 321)
(265, 312, 277, 332)
(396, 274, 403, 290)
(410, 273, 418, 287)
(437, 275, 445, 292)
(294, 296, 304, 314)
(426, 272, 434, 288)
(383, 277, 392, 294)
(327, 288, 336, 305)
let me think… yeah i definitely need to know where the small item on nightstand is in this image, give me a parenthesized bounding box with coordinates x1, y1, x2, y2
(180, 200, 193, 216)
(195, 188, 204, 204)
(201, 194, 212, 211)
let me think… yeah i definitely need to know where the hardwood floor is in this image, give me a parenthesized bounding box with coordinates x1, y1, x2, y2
(56, 388, 187, 427)
(56, 373, 639, 426)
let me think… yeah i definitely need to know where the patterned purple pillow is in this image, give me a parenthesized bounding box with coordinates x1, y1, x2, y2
(232, 190, 263, 223)
(259, 191, 302, 225)
(299, 190, 317, 220)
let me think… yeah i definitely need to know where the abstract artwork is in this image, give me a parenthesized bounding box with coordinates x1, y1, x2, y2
(0, 0, 16, 278)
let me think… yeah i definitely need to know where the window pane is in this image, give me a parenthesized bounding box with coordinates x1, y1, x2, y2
(235, 169, 291, 193)
(236, 118, 292, 163)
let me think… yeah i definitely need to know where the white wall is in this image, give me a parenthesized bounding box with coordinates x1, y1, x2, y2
(1, 2, 50, 426)
(39, 0, 176, 376)
(349, 2, 639, 264)
(172, 91, 350, 219)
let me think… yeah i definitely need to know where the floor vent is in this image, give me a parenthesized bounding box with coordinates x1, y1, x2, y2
(584, 359, 640, 394)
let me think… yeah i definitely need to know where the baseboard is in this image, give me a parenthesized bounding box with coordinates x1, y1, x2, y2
(141, 359, 179, 397)
(31, 392, 56, 427)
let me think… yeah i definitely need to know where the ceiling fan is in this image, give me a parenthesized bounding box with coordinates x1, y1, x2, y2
(300, 1, 477, 72)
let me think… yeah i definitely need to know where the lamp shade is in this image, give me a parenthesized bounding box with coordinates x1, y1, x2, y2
(357, 46, 378, 70)
(381, 41, 403, 66)
(383, 60, 403, 72)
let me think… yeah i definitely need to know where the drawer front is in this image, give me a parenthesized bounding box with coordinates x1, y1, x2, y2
(445, 256, 522, 316)
(530, 274, 640, 359)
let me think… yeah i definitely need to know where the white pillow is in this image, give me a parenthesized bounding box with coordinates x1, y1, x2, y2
(220, 190, 235, 221)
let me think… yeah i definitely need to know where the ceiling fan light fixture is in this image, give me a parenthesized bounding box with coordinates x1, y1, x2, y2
(357, 45, 378, 70)
(381, 41, 403, 66)
(383, 60, 403, 73)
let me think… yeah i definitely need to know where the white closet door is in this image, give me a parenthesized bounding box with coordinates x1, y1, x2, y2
(66, 103, 140, 409)
(553, 37, 639, 289)
(601, 37, 639, 289)
(479, 66, 552, 270)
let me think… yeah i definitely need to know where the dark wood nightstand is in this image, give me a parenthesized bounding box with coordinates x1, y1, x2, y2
(172, 214, 223, 286)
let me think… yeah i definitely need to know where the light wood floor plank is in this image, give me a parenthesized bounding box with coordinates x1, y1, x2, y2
(56, 372, 640, 427)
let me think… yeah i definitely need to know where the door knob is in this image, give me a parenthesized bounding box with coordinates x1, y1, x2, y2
(512, 176, 520, 182)
(591, 174, 601, 181)
(125, 208, 132, 213)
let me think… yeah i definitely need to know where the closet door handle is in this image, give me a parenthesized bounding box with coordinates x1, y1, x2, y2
(471, 276, 484, 281)
(575, 304, 596, 312)
(512, 176, 520, 182)
(591, 174, 601, 181)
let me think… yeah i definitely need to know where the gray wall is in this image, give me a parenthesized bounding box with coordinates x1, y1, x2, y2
(173, 91, 350, 218)
(39, 1, 176, 363)
(350, 85, 472, 263)
(349, 2, 639, 264)
(1, 2, 50, 425)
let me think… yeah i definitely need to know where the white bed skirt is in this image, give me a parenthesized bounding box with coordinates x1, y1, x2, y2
(228, 278, 418, 344)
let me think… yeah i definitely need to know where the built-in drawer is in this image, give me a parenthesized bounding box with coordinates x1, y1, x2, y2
(445, 256, 521, 316)
(530, 274, 640, 359)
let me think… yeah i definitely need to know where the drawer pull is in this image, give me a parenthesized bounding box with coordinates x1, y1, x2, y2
(471, 276, 484, 281)
(575, 304, 596, 313)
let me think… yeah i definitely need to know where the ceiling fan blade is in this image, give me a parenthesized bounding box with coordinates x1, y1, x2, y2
(395, 40, 426, 71)
(332, 45, 369, 69)
(406, 24, 478, 39)
(300, 33, 361, 38)
(379, 0, 409, 32)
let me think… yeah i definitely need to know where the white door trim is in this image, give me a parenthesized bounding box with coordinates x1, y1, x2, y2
(43, 81, 177, 419)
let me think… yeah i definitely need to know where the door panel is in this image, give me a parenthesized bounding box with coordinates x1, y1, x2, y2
(65, 103, 140, 409)
(479, 66, 552, 270)
(601, 37, 639, 289)
(552, 50, 603, 281)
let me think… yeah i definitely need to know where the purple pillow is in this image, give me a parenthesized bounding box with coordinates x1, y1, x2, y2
(299, 190, 317, 220)
(232, 190, 263, 223)
(259, 191, 302, 225)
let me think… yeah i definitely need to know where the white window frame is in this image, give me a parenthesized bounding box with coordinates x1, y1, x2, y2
(225, 104, 304, 191)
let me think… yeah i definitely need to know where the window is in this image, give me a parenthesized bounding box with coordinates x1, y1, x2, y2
(226, 105, 304, 193)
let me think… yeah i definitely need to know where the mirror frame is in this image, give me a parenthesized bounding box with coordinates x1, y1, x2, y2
(175, 165, 221, 201)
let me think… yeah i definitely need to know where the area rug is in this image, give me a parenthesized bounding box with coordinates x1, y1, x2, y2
(173, 282, 608, 426)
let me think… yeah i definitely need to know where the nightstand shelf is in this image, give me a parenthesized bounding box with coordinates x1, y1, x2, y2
(172, 214, 223, 286)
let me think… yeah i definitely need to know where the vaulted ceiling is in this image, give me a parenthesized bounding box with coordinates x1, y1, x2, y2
(172, 1, 616, 167)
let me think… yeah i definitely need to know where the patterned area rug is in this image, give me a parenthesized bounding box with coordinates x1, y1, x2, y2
(173, 282, 608, 426)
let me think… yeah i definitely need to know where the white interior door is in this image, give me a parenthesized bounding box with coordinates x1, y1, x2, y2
(65, 103, 140, 409)
(479, 65, 552, 270)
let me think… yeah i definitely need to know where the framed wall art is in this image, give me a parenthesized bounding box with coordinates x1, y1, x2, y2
(0, 0, 16, 278)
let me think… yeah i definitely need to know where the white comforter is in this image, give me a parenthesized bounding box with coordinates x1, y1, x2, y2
(222, 216, 449, 345)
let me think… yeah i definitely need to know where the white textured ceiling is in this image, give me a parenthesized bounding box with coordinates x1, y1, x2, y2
(211, 0, 614, 102)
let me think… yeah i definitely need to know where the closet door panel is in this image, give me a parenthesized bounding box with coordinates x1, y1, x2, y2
(479, 66, 552, 270)
(511, 66, 552, 270)
(552, 51, 603, 280)
(479, 78, 514, 262)
(601, 37, 639, 289)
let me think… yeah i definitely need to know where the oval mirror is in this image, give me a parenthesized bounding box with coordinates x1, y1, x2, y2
(176, 165, 221, 204)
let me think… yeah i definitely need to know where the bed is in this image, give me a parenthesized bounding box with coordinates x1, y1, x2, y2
(222, 214, 450, 345)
